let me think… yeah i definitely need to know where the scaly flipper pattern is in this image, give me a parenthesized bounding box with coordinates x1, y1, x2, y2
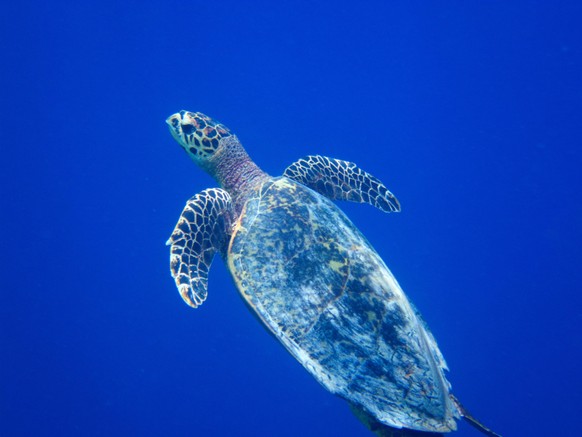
(166, 188, 232, 308)
(283, 155, 400, 213)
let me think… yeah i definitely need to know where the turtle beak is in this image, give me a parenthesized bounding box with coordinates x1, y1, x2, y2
(166, 112, 182, 134)
(166, 113, 180, 127)
(166, 113, 184, 139)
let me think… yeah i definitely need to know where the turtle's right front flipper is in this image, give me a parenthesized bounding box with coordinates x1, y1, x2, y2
(167, 188, 232, 308)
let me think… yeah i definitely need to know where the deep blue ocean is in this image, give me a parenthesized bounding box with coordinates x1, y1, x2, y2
(1, 2, 581, 436)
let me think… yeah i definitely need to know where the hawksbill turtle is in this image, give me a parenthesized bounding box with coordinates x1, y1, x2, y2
(165, 111, 500, 437)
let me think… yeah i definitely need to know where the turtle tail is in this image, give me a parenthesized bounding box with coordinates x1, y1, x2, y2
(449, 394, 502, 437)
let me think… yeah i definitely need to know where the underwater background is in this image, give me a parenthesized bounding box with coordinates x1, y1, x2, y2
(1, 1, 581, 436)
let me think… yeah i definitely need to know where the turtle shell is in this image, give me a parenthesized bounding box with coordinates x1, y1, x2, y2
(227, 177, 458, 433)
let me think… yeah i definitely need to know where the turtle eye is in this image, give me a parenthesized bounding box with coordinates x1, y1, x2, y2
(182, 124, 195, 135)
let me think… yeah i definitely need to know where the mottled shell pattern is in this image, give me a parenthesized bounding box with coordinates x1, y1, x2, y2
(227, 177, 458, 433)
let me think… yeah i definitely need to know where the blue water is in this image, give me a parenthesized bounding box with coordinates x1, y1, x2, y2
(1, 2, 581, 436)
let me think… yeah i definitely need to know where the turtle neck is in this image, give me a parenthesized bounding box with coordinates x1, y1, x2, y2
(206, 135, 269, 214)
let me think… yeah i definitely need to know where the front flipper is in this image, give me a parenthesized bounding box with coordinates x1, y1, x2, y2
(166, 188, 232, 308)
(283, 155, 400, 213)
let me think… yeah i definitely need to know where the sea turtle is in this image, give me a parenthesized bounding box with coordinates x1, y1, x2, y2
(165, 111, 500, 436)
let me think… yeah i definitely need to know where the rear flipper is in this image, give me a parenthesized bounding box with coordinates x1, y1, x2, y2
(350, 398, 501, 437)
(450, 395, 502, 437)
(349, 404, 444, 437)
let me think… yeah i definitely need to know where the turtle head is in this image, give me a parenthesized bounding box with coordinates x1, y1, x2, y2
(167, 110, 267, 193)
(166, 111, 233, 165)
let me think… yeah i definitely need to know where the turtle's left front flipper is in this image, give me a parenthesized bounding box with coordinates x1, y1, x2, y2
(166, 188, 232, 308)
(284, 155, 400, 213)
